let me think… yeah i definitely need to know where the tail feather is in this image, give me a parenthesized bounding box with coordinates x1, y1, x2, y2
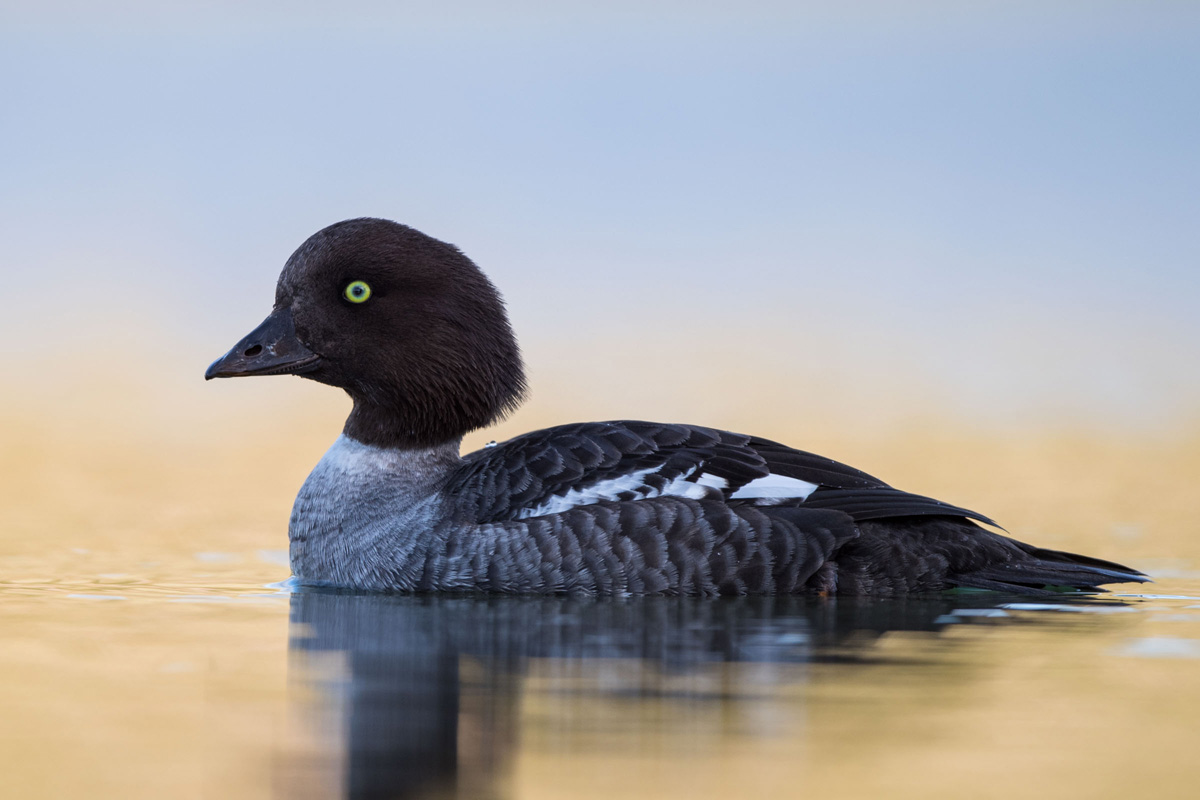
(844, 517, 1149, 595)
(955, 544, 1149, 594)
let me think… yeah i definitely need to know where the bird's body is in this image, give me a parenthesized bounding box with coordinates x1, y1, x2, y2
(207, 218, 1146, 596)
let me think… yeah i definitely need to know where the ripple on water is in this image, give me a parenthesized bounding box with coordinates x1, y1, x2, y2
(1115, 636, 1200, 659)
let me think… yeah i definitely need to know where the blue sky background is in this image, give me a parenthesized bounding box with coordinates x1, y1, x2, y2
(2, 1, 1197, 434)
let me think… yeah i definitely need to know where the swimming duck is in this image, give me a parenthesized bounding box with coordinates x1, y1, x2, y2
(206, 218, 1146, 595)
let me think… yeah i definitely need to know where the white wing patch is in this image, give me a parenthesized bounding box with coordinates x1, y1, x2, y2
(661, 469, 729, 499)
(514, 463, 818, 518)
(517, 466, 661, 518)
(730, 474, 819, 500)
(516, 466, 730, 519)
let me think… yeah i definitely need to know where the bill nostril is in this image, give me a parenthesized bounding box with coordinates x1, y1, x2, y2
(244, 344, 263, 357)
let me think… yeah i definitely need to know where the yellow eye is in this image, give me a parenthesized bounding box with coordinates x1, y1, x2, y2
(344, 280, 372, 303)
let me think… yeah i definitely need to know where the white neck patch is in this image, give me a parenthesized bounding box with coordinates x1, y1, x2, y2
(317, 435, 461, 483)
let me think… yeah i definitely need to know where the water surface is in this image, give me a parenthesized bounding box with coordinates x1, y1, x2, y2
(4, 566, 1200, 800)
(2, 421, 1198, 799)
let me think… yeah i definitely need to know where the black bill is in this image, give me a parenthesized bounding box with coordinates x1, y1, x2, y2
(205, 306, 321, 380)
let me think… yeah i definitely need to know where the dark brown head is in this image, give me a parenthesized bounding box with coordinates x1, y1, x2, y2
(206, 218, 527, 449)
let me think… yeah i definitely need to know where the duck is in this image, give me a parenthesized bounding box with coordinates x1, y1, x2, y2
(205, 217, 1147, 596)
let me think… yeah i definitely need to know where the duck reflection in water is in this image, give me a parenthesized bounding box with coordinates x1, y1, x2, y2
(280, 589, 1114, 800)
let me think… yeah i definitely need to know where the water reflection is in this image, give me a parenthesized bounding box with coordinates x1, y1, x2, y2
(284, 591, 1130, 800)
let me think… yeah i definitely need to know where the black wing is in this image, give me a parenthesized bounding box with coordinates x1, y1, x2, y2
(445, 420, 997, 527)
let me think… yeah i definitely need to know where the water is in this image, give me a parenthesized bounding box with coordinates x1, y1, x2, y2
(283, 591, 1147, 799)
(3, 418, 1199, 798)
(4, 566, 1200, 800)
